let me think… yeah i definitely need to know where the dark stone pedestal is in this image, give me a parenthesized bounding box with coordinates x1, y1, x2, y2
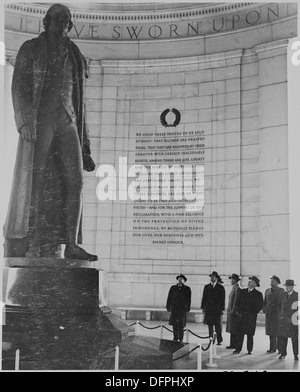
(99, 336, 198, 370)
(1, 258, 134, 370)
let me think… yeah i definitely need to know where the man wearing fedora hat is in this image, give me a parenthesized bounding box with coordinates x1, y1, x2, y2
(226, 273, 242, 349)
(263, 275, 284, 353)
(277, 279, 298, 361)
(233, 276, 263, 354)
(201, 271, 225, 345)
(166, 274, 191, 342)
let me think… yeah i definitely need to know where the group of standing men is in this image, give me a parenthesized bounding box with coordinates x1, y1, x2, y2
(201, 271, 264, 355)
(166, 272, 298, 360)
(263, 276, 298, 360)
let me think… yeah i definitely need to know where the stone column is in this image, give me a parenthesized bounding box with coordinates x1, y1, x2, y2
(255, 39, 290, 289)
(1, 56, 18, 257)
(239, 48, 260, 282)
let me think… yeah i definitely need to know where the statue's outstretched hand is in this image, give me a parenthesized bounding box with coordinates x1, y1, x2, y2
(21, 123, 36, 142)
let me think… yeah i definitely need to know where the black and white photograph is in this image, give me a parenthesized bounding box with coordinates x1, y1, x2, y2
(0, 0, 299, 374)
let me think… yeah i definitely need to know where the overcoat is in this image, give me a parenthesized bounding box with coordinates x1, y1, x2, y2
(4, 32, 90, 248)
(166, 284, 191, 327)
(226, 283, 242, 334)
(236, 288, 263, 336)
(201, 283, 225, 325)
(263, 286, 284, 336)
(278, 290, 298, 339)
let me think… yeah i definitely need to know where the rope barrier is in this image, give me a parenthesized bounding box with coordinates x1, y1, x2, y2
(172, 345, 200, 362)
(130, 321, 210, 341)
(162, 325, 173, 333)
(187, 329, 210, 340)
(161, 325, 187, 333)
(201, 338, 212, 352)
(137, 322, 162, 330)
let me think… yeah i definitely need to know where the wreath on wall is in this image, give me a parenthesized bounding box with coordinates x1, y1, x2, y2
(160, 108, 181, 128)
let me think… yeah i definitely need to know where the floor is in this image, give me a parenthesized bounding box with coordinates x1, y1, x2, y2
(126, 319, 299, 371)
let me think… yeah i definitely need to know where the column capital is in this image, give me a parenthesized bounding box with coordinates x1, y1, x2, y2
(7, 56, 16, 66)
(254, 38, 289, 59)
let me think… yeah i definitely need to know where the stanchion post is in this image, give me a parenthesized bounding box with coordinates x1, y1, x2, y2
(114, 346, 119, 371)
(197, 345, 202, 370)
(185, 329, 189, 343)
(213, 332, 221, 359)
(160, 323, 163, 340)
(136, 320, 140, 336)
(15, 349, 20, 371)
(205, 337, 217, 368)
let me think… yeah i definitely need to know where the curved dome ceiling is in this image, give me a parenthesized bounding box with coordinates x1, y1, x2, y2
(35, 2, 216, 12)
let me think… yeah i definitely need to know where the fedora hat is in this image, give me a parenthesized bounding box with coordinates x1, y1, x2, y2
(270, 275, 281, 284)
(284, 279, 296, 286)
(209, 271, 220, 278)
(249, 276, 260, 287)
(176, 274, 187, 282)
(229, 273, 241, 281)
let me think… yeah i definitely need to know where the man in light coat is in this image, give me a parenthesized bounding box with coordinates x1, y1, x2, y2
(264, 275, 284, 353)
(226, 273, 242, 349)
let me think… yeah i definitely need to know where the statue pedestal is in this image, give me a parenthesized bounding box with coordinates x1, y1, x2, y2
(99, 336, 199, 370)
(1, 258, 134, 370)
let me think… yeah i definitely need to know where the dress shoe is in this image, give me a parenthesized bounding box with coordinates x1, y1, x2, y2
(232, 350, 240, 354)
(247, 352, 252, 355)
(295, 356, 299, 361)
(226, 346, 235, 349)
(217, 342, 222, 346)
(278, 355, 286, 359)
(267, 349, 276, 353)
(65, 244, 98, 261)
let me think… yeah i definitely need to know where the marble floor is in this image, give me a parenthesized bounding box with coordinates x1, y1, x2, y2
(126, 319, 299, 371)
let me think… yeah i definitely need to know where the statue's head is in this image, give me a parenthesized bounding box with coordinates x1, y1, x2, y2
(43, 4, 73, 34)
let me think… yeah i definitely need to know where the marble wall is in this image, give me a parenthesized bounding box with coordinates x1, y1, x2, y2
(83, 40, 291, 309)
(4, 2, 298, 310)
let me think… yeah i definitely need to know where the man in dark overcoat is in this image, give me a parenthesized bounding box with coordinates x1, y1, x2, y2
(226, 273, 242, 349)
(234, 276, 263, 355)
(201, 271, 225, 345)
(4, 4, 97, 260)
(278, 280, 298, 361)
(263, 275, 284, 353)
(166, 274, 191, 342)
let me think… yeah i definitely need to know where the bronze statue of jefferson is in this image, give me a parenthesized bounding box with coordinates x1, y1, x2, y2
(4, 4, 97, 261)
